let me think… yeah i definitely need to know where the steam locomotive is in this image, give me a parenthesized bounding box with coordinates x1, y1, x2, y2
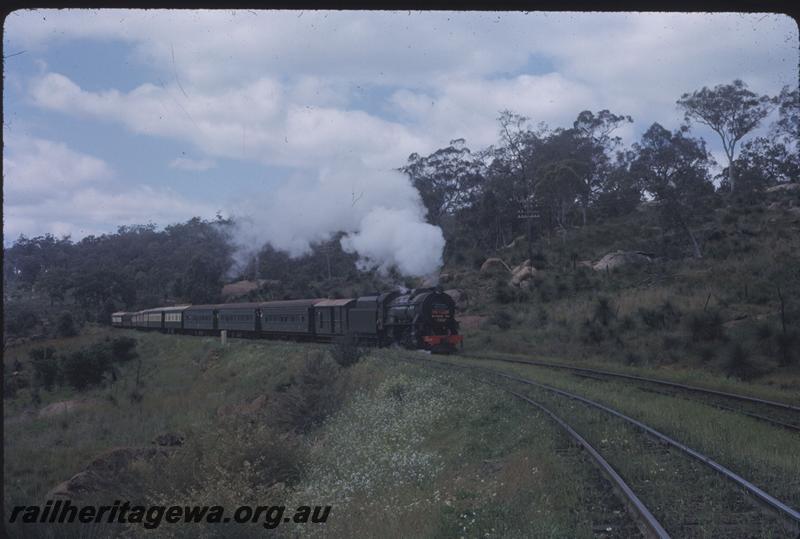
(112, 287, 463, 353)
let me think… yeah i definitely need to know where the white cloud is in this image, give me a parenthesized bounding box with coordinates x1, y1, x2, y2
(3, 134, 215, 241)
(29, 72, 429, 170)
(9, 11, 795, 95)
(22, 12, 795, 172)
(5, 10, 797, 269)
(3, 134, 113, 204)
(389, 73, 597, 148)
(169, 156, 216, 171)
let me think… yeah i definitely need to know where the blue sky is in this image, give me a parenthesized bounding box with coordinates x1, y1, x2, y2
(3, 10, 798, 250)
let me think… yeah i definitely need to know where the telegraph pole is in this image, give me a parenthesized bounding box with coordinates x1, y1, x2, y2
(517, 198, 539, 260)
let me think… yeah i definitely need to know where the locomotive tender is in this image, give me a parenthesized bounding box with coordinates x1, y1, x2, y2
(112, 287, 463, 353)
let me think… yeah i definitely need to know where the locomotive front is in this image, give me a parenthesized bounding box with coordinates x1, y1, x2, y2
(385, 287, 463, 353)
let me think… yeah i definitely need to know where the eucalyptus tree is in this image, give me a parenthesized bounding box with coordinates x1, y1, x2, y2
(677, 80, 774, 193)
(733, 86, 799, 190)
(532, 127, 589, 233)
(401, 138, 485, 228)
(631, 123, 715, 259)
(494, 111, 549, 258)
(571, 109, 633, 224)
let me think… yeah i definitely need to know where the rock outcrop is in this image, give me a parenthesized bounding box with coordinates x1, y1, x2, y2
(444, 289, 468, 310)
(480, 257, 511, 274)
(502, 235, 527, 250)
(592, 251, 654, 271)
(153, 432, 185, 447)
(509, 259, 537, 287)
(217, 395, 268, 418)
(39, 399, 102, 419)
(766, 183, 800, 193)
(47, 446, 171, 500)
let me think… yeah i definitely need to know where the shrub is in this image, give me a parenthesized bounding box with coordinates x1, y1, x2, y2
(537, 281, 555, 303)
(593, 297, 616, 326)
(624, 352, 642, 366)
(536, 308, 549, 326)
(110, 336, 138, 362)
(755, 323, 773, 341)
(697, 345, 716, 363)
(618, 314, 636, 332)
(571, 268, 595, 292)
(638, 301, 681, 330)
(268, 353, 342, 433)
(554, 275, 570, 298)
(330, 334, 364, 368)
(3, 371, 19, 400)
(142, 423, 306, 519)
(686, 310, 724, 342)
(489, 310, 512, 330)
(56, 311, 78, 337)
(724, 344, 761, 381)
(29, 347, 59, 391)
(580, 318, 606, 344)
(61, 344, 112, 391)
(662, 335, 683, 357)
(776, 331, 798, 367)
(493, 279, 515, 304)
(4, 305, 40, 337)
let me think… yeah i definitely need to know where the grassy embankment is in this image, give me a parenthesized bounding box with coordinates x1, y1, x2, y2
(5, 329, 645, 538)
(445, 192, 800, 389)
(446, 357, 800, 515)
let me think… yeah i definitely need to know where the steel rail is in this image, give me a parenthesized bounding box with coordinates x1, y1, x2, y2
(632, 385, 800, 433)
(463, 353, 800, 413)
(411, 357, 670, 538)
(492, 383, 671, 539)
(422, 356, 800, 532)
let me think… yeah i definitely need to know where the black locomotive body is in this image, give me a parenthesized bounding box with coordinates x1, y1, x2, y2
(112, 287, 463, 352)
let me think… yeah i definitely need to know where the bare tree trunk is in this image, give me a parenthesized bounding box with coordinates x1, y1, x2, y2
(527, 215, 534, 260)
(580, 197, 588, 226)
(686, 226, 702, 259)
(726, 148, 736, 194)
(670, 198, 702, 259)
(676, 212, 702, 259)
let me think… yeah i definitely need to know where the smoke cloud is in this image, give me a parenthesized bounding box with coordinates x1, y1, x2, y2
(340, 207, 444, 276)
(227, 165, 444, 278)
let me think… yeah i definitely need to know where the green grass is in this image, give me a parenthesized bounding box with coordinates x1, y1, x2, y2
(450, 357, 800, 511)
(447, 194, 800, 388)
(4, 331, 318, 504)
(4, 332, 648, 538)
(463, 350, 800, 407)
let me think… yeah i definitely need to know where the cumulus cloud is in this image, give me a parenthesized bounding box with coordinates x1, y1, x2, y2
(3, 134, 113, 204)
(29, 72, 428, 170)
(389, 73, 597, 148)
(5, 10, 797, 267)
(169, 156, 216, 171)
(3, 134, 215, 241)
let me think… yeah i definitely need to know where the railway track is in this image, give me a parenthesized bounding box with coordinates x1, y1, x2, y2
(405, 354, 800, 538)
(462, 352, 800, 432)
(483, 381, 669, 538)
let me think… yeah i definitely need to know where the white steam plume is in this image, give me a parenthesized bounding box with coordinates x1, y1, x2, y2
(340, 207, 444, 276)
(227, 165, 444, 278)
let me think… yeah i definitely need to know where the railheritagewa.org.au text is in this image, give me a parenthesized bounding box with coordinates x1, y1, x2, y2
(8, 500, 331, 530)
